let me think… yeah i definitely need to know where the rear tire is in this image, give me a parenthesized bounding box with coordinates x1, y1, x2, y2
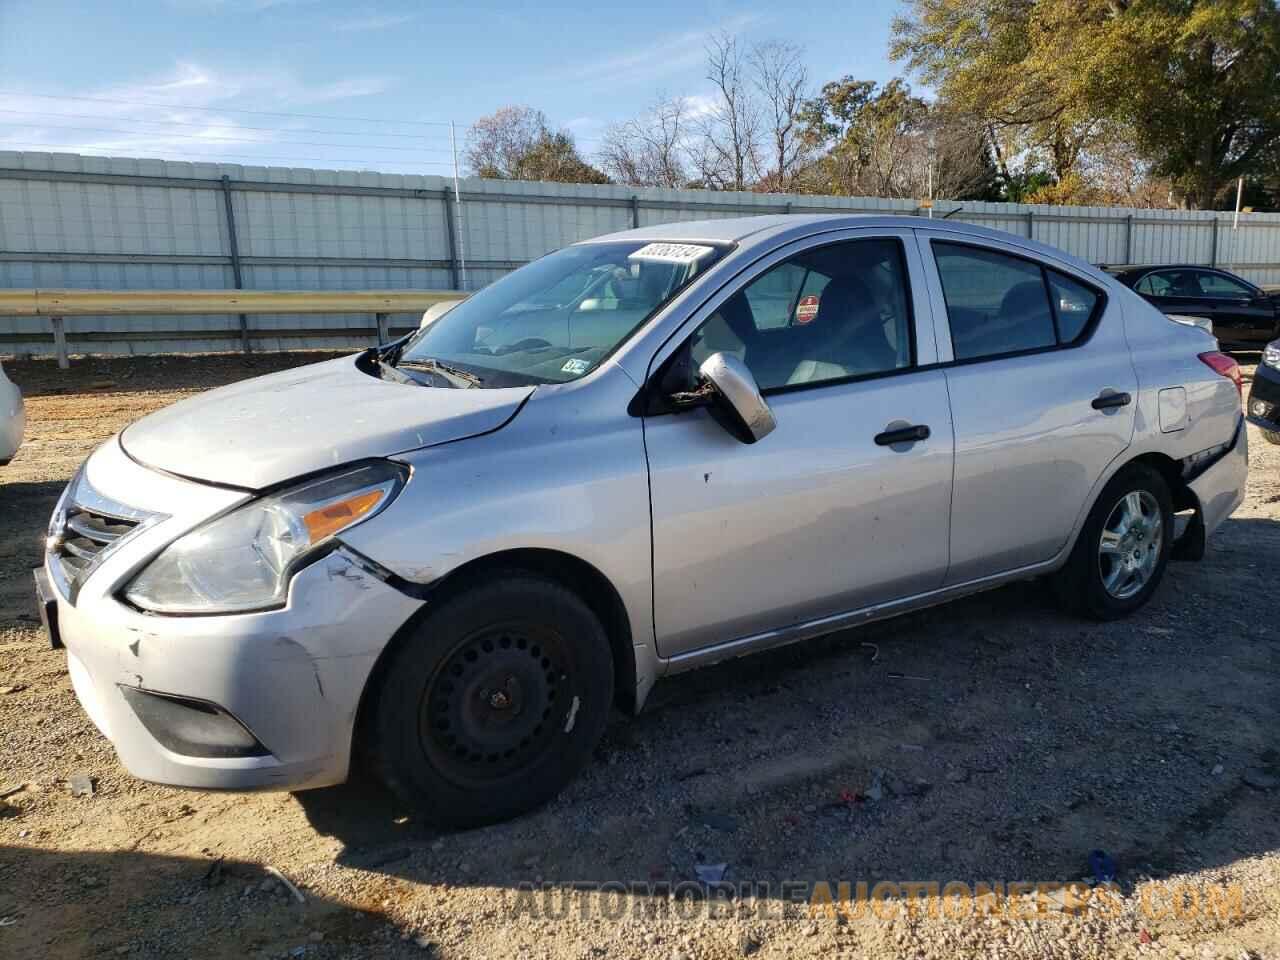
(368, 571, 613, 827)
(1263, 429, 1280, 446)
(1051, 463, 1174, 621)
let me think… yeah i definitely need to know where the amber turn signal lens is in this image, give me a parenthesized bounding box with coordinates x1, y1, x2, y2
(302, 489, 385, 542)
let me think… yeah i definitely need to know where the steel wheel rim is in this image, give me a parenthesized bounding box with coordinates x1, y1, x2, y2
(1098, 489, 1163, 600)
(420, 623, 569, 787)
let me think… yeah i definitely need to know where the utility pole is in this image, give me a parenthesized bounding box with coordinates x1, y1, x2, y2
(450, 121, 467, 290)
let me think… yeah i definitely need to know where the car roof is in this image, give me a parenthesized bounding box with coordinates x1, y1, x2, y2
(1108, 263, 1239, 276)
(587, 213, 1102, 276)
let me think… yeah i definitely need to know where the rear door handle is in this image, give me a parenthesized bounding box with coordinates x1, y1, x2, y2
(874, 424, 930, 446)
(1091, 391, 1132, 410)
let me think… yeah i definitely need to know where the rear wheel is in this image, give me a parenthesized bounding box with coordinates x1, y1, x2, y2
(1052, 463, 1174, 620)
(368, 571, 613, 827)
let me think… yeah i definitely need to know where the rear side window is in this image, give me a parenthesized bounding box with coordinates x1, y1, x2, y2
(1047, 270, 1098, 342)
(932, 242, 1101, 361)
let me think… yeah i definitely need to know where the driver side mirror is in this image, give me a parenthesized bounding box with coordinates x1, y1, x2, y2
(698, 352, 776, 444)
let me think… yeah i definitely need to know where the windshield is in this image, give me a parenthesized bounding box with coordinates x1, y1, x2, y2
(396, 240, 727, 386)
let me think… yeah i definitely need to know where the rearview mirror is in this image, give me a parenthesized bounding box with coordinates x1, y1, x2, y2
(698, 352, 776, 444)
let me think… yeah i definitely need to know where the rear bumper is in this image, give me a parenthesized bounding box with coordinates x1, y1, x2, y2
(1188, 417, 1247, 540)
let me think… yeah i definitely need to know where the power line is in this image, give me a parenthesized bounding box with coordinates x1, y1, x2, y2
(0, 89, 453, 127)
(0, 120, 455, 154)
(0, 107, 444, 140)
(0, 140, 455, 169)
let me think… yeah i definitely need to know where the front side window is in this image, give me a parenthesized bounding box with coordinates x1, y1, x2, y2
(1135, 273, 1168, 296)
(1195, 271, 1255, 298)
(683, 238, 914, 392)
(1141, 270, 1201, 298)
(932, 243, 1101, 361)
(398, 240, 726, 386)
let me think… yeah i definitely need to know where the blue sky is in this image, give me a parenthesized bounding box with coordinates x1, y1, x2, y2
(0, 0, 905, 176)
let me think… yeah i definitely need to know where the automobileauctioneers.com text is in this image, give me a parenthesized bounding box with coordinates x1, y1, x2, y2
(501, 879, 1245, 921)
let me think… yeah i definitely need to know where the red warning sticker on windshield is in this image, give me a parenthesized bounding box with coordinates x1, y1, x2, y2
(795, 294, 820, 325)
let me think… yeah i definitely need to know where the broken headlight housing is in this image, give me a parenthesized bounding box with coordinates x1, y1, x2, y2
(124, 462, 407, 614)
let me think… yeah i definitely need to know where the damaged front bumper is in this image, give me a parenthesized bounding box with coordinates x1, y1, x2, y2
(55, 548, 422, 791)
(45, 438, 423, 792)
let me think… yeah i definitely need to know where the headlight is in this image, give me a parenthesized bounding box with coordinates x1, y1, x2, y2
(1264, 342, 1280, 369)
(125, 461, 407, 614)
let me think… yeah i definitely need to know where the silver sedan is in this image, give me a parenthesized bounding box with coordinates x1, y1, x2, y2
(39, 215, 1246, 826)
(0, 359, 23, 465)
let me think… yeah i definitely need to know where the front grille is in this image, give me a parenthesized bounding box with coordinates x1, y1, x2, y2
(48, 470, 162, 604)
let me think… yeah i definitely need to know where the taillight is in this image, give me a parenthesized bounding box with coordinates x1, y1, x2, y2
(1199, 351, 1242, 399)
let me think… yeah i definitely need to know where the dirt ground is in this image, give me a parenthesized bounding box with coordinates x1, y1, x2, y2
(0, 352, 1277, 960)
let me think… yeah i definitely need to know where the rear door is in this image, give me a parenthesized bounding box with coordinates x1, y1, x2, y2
(919, 235, 1137, 584)
(643, 230, 954, 658)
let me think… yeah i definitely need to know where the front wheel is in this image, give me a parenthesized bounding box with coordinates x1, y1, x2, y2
(1263, 429, 1280, 446)
(367, 571, 613, 827)
(1051, 463, 1174, 620)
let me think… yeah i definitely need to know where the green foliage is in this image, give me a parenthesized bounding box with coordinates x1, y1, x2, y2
(891, 0, 1280, 209)
(468, 107, 610, 185)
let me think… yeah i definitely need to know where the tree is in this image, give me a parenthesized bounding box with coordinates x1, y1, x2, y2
(466, 106, 609, 184)
(891, 0, 1280, 209)
(749, 40, 811, 192)
(598, 95, 690, 188)
(796, 78, 996, 201)
(691, 32, 761, 190)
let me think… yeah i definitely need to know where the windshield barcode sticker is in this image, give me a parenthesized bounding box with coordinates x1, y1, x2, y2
(628, 243, 715, 264)
(561, 358, 591, 375)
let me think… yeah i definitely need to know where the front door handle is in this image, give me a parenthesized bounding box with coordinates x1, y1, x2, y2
(874, 424, 930, 446)
(1091, 391, 1132, 410)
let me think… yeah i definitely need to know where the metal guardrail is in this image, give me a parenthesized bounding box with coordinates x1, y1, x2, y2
(0, 289, 468, 368)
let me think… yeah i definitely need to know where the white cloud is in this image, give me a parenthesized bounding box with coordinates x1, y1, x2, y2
(566, 13, 770, 86)
(0, 62, 417, 172)
(680, 93, 720, 120)
(329, 12, 419, 32)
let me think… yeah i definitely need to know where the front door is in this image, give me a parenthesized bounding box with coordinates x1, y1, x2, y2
(644, 234, 954, 659)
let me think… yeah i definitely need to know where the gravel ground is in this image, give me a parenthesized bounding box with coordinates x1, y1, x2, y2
(0, 352, 1277, 960)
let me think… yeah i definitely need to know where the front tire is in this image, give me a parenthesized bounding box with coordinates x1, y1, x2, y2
(1263, 429, 1280, 446)
(1052, 463, 1174, 620)
(368, 571, 613, 827)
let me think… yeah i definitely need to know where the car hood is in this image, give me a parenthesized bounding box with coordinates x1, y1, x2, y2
(120, 355, 534, 489)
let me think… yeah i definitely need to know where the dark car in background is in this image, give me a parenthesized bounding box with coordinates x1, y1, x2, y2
(1246, 339, 1280, 446)
(1107, 265, 1279, 348)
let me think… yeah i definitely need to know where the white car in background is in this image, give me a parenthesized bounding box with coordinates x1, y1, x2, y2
(0, 360, 23, 465)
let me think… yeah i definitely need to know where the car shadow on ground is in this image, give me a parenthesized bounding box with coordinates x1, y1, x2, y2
(0, 844, 400, 960)
(297, 516, 1280, 903)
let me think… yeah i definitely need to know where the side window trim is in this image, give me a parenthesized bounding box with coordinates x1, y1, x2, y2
(920, 236, 1108, 367)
